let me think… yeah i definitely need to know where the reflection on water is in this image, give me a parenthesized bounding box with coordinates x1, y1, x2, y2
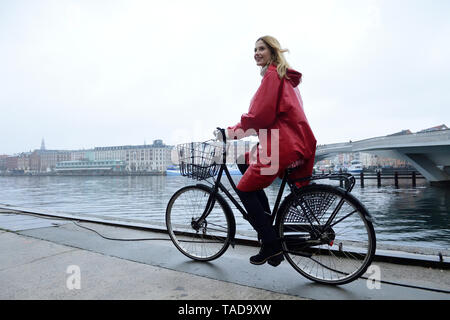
(356, 185, 450, 247)
(0, 175, 448, 250)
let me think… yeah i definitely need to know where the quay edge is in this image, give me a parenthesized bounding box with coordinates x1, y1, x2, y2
(0, 205, 449, 270)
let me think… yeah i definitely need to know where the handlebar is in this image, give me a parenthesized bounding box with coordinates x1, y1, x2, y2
(215, 127, 227, 144)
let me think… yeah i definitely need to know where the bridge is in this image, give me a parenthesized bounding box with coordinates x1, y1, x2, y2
(315, 129, 450, 185)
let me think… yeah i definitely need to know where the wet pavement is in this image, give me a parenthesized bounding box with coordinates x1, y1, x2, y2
(0, 211, 449, 300)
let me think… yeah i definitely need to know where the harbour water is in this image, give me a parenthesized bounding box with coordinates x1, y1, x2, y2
(0, 175, 448, 251)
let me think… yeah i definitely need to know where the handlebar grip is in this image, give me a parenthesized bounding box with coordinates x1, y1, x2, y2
(216, 127, 226, 143)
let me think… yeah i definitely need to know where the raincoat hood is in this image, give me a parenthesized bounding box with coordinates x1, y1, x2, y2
(286, 68, 302, 87)
(263, 64, 302, 87)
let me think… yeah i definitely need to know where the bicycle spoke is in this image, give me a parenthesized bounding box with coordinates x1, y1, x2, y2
(166, 185, 232, 261)
(280, 185, 375, 285)
(329, 209, 357, 228)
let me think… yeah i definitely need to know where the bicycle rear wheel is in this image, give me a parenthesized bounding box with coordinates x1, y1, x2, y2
(277, 184, 376, 285)
(166, 184, 235, 261)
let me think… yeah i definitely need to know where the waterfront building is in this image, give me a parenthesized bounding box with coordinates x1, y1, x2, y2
(70, 149, 95, 161)
(94, 139, 173, 173)
(323, 151, 411, 172)
(356, 152, 410, 169)
(0, 155, 9, 172)
(1, 139, 261, 175)
(55, 159, 126, 175)
(1, 140, 173, 174)
(38, 150, 71, 172)
(17, 152, 31, 171)
(4, 156, 18, 171)
(29, 151, 41, 173)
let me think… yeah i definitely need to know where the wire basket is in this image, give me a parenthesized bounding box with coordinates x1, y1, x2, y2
(176, 142, 223, 180)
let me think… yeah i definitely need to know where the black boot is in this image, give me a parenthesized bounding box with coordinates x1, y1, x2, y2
(249, 240, 283, 265)
(267, 253, 284, 267)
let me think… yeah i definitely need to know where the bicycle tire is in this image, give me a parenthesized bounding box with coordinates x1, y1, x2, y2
(276, 184, 376, 285)
(166, 184, 235, 261)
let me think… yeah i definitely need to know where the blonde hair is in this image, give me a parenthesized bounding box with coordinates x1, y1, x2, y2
(257, 35, 290, 79)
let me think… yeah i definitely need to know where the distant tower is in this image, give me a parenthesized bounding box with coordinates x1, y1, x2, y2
(40, 138, 46, 151)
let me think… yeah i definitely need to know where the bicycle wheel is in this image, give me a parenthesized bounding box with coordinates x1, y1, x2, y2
(277, 184, 376, 285)
(166, 184, 235, 261)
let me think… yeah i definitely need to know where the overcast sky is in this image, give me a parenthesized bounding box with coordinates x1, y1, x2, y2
(1, 0, 449, 155)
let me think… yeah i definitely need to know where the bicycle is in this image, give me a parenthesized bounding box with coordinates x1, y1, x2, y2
(165, 128, 376, 285)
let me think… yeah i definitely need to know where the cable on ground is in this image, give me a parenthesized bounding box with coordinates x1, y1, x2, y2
(4, 208, 450, 295)
(71, 221, 172, 242)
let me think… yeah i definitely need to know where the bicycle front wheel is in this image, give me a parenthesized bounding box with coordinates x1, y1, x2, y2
(277, 184, 376, 285)
(166, 184, 234, 261)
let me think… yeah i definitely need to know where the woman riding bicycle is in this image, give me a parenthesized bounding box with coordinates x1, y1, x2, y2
(219, 35, 317, 266)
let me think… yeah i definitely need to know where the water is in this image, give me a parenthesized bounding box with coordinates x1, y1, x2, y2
(0, 175, 449, 250)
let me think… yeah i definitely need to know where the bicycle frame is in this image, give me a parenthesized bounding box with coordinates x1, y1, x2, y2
(171, 132, 375, 284)
(194, 134, 357, 235)
(210, 163, 288, 226)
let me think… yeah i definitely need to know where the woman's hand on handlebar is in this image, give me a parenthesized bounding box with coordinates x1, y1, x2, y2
(213, 127, 228, 142)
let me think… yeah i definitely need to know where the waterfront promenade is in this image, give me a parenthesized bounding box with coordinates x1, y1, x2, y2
(0, 209, 449, 300)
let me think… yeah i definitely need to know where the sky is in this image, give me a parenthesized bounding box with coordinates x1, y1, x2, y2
(1, 0, 449, 155)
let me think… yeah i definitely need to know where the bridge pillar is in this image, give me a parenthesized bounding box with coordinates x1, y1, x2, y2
(315, 130, 450, 186)
(400, 153, 450, 186)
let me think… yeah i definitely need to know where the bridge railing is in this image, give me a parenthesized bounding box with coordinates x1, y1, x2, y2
(316, 128, 450, 152)
(316, 129, 450, 154)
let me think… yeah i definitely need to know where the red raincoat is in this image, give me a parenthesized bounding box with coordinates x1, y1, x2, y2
(228, 64, 316, 192)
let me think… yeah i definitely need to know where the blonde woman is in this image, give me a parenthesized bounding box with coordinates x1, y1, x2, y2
(226, 36, 317, 266)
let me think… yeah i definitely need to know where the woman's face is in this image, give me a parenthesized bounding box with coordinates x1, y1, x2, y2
(254, 40, 272, 67)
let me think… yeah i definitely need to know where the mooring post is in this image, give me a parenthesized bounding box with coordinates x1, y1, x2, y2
(339, 168, 343, 188)
(360, 171, 364, 188)
(377, 171, 381, 187)
(394, 171, 399, 188)
(412, 171, 416, 187)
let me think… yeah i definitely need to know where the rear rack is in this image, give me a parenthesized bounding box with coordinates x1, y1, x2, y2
(290, 173, 356, 192)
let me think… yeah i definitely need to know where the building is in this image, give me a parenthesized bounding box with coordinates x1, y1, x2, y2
(418, 124, 448, 133)
(13, 149, 73, 173)
(387, 129, 412, 136)
(55, 159, 126, 175)
(1, 139, 174, 174)
(38, 150, 71, 172)
(324, 151, 411, 171)
(70, 149, 95, 161)
(4, 156, 19, 172)
(17, 152, 31, 171)
(30, 151, 41, 173)
(0, 155, 8, 172)
(94, 139, 173, 173)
